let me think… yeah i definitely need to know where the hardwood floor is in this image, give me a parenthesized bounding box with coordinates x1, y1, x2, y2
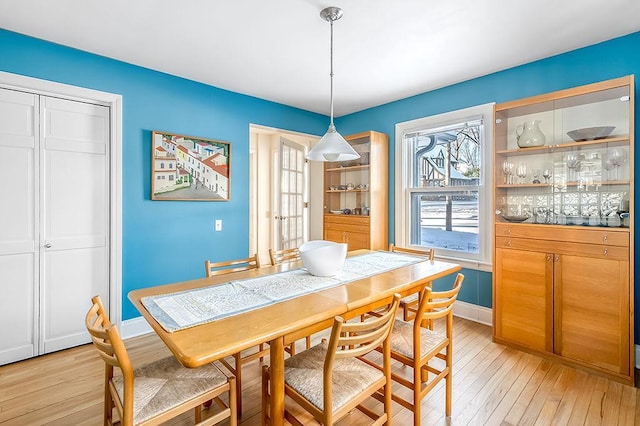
(1, 317, 638, 425)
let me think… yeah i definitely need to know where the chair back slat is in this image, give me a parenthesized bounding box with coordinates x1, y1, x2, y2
(269, 247, 301, 265)
(416, 273, 464, 322)
(389, 243, 435, 260)
(205, 254, 261, 277)
(328, 294, 401, 362)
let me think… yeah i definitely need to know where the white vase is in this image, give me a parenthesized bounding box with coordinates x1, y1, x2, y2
(516, 120, 546, 148)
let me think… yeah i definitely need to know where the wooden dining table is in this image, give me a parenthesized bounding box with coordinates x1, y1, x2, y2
(128, 250, 461, 425)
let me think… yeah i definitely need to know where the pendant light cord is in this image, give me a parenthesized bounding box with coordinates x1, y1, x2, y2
(329, 17, 335, 128)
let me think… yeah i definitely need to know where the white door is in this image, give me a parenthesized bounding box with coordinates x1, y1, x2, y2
(40, 97, 109, 354)
(276, 138, 306, 250)
(0, 89, 110, 364)
(0, 88, 39, 364)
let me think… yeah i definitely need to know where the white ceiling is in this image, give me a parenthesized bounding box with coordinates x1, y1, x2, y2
(1, 0, 639, 116)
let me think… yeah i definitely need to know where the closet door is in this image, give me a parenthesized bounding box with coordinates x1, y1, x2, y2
(40, 97, 110, 354)
(0, 89, 39, 364)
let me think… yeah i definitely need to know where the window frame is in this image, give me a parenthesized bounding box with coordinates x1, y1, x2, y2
(395, 103, 494, 271)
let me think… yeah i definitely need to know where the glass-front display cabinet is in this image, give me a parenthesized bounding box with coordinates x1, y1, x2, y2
(494, 77, 633, 228)
(323, 131, 388, 251)
(492, 75, 635, 385)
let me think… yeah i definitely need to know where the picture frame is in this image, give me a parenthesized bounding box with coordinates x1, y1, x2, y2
(151, 130, 231, 201)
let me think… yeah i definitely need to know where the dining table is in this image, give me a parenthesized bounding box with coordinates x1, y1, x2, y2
(128, 249, 461, 425)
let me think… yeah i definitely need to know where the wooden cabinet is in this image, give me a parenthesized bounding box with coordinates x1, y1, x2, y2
(492, 76, 634, 385)
(323, 131, 388, 251)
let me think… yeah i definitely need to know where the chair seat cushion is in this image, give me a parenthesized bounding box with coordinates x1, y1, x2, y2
(284, 342, 383, 412)
(390, 319, 447, 359)
(400, 293, 418, 305)
(113, 357, 227, 424)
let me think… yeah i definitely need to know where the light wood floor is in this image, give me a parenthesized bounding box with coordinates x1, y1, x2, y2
(1, 317, 638, 425)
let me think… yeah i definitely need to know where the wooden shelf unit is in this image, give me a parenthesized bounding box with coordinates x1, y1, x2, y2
(492, 76, 635, 385)
(322, 131, 388, 251)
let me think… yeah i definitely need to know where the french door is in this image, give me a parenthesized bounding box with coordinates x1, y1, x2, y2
(275, 138, 307, 250)
(0, 88, 110, 364)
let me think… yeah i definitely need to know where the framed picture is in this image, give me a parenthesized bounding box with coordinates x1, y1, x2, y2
(151, 130, 231, 201)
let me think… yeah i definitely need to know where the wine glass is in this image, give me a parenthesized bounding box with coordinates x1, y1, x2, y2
(542, 168, 552, 184)
(565, 153, 580, 182)
(532, 169, 541, 184)
(502, 161, 513, 184)
(609, 148, 625, 180)
(602, 157, 615, 181)
(516, 163, 527, 184)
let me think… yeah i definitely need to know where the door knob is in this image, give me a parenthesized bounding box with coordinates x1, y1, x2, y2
(44, 243, 52, 248)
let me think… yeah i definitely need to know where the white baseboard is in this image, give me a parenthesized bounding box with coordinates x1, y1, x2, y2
(120, 316, 153, 340)
(454, 300, 492, 327)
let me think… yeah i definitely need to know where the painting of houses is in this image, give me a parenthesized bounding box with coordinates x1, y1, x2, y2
(151, 131, 231, 200)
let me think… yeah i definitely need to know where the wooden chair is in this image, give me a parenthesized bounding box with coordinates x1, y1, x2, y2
(365, 273, 463, 426)
(85, 295, 236, 426)
(205, 254, 261, 277)
(268, 247, 311, 354)
(203, 254, 265, 416)
(262, 294, 402, 425)
(389, 243, 435, 321)
(268, 247, 301, 266)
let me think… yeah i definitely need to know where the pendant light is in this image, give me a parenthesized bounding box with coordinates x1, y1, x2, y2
(306, 6, 360, 162)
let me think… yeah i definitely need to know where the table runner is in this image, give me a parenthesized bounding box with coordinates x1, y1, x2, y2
(142, 251, 425, 332)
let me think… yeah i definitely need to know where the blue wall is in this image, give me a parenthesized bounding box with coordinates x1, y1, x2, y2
(336, 31, 640, 335)
(0, 29, 328, 320)
(1, 28, 639, 337)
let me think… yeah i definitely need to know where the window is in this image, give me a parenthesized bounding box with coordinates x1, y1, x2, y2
(395, 103, 493, 269)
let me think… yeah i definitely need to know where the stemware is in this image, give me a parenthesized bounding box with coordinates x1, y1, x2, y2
(516, 163, 527, 184)
(542, 168, 552, 184)
(532, 169, 541, 184)
(602, 157, 615, 181)
(608, 148, 625, 180)
(502, 161, 514, 184)
(565, 153, 580, 182)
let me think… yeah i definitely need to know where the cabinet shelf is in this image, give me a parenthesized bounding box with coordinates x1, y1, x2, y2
(325, 189, 369, 193)
(325, 164, 370, 172)
(495, 135, 629, 156)
(496, 179, 629, 189)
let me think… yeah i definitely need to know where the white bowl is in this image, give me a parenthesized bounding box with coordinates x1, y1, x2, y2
(567, 126, 615, 141)
(299, 240, 347, 277)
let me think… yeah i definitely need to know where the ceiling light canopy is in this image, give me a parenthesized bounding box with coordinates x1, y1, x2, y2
(306, 6, 360, 162)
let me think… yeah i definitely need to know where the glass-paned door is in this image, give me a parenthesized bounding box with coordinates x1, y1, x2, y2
(276, 138, 307, 250)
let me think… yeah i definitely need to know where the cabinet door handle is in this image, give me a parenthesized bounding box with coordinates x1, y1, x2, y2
(505, 228, 511, 235)
(546, 254, 552, 262)
(554, 255, 560, 262)
(44, 243, 52, 249)
(505, 239, 511, 247)
(603, 235, 608, 242)
(603, 249, 608, 256)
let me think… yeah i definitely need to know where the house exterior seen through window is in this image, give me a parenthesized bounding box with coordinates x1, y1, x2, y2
(396, 103, 493, 267)
(407, 119, 481, 253)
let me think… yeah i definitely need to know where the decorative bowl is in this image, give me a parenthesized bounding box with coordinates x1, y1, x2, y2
(299, 240, 347, 277)
(501, 215, 530, 223)
(567, 126, 615, 142)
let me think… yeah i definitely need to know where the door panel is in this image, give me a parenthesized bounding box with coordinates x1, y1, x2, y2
(555, 254, 630, 374)
(43, 247, 107, 352)
(495, 247, 552, 352)
(0, 254, 36, 364)
(0, 88, 38, 364)
(41, 97, 109, 354)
